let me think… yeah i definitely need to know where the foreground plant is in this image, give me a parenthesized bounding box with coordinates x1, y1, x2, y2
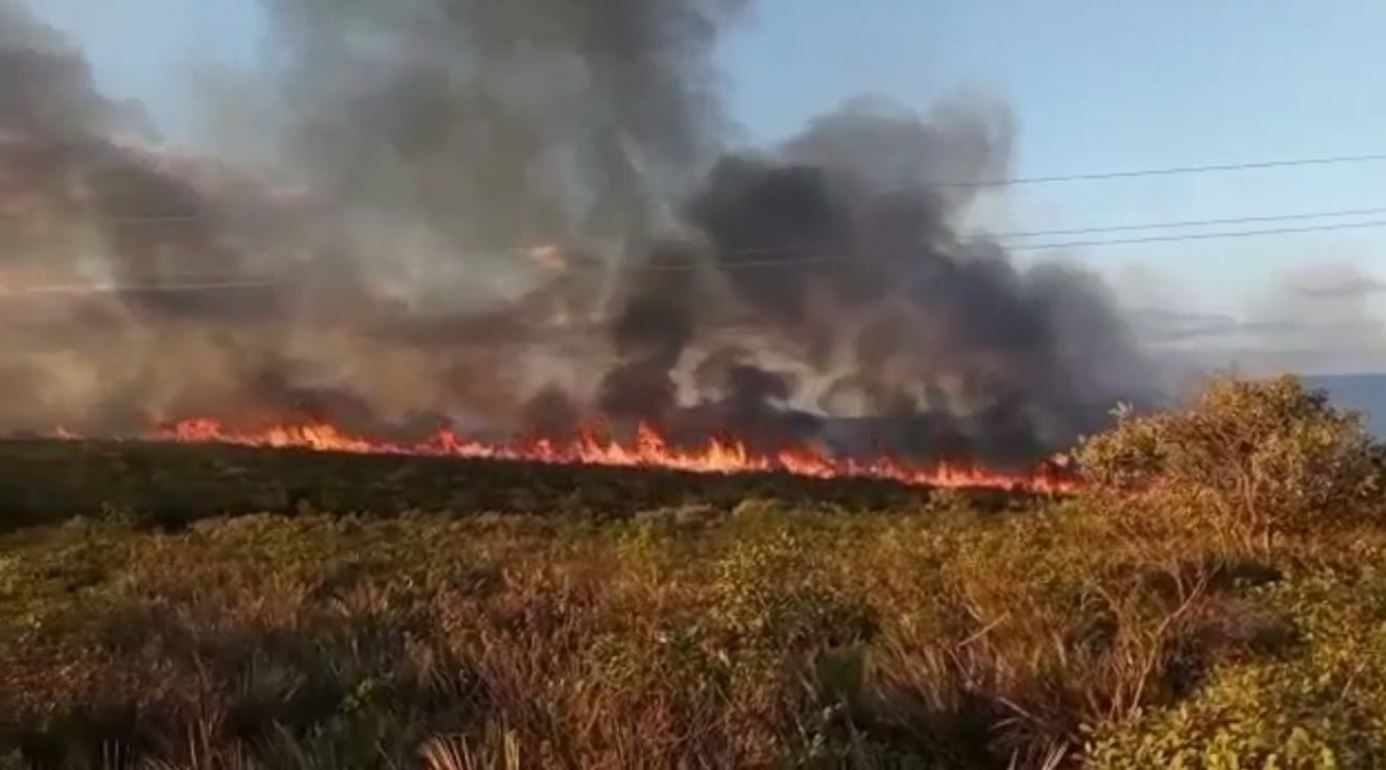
(1079, 374, 1385, 554)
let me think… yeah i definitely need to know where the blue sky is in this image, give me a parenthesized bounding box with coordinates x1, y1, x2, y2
(718, 1, 1386, 309)
(30, 0, 1386, 367)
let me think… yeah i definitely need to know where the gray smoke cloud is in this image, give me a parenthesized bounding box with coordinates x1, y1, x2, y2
(0, 0, 1156, 466)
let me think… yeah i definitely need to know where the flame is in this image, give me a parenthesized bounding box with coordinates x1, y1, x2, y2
(526, 243, 567, 271)
(146, 418, 1074, 493)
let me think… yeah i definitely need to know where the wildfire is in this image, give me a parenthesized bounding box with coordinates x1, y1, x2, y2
(149, 418, 1075, 493)
(526, 243, 567, 271)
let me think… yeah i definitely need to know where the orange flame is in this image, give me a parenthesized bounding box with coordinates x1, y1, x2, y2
(149, 418, 1075, 493)
(526, 243, 567, 271)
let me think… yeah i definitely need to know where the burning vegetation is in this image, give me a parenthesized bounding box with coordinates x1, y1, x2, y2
(145, 417, 1075, 493)
(0, 0, 1153, 483)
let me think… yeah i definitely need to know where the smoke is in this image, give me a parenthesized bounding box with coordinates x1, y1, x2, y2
(601, 95, 1152, 461)
(0, 0, 1156, 466)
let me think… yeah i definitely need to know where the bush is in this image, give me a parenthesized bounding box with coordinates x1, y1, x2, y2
(1085, 572, 1386, 769)
(1078, 375, 1384, 553)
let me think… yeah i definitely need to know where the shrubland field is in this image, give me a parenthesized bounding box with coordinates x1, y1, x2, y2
(4, 376, 1386, 769)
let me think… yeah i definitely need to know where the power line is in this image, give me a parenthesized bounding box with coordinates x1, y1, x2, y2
(0, 214, 206, 226)
(105, 215, 205, 224)
(5, 215, 1384, 295)
(654, 219, 1386, 268)
(9, 210, 1386, 293)
(638, 254, 837, 272)
(987, 205, 1386, 239)
(72, 149, 1386, 189)
(2, 150, 1383, 231)
(564, 206, 1386, 261)
(12, 216, 1386, 292)
(82, 203, 1386, 241)
(631, 219, 1386, 269)
(932, 152, 1386, 188)
(0, 279, 276, 297)
(1004, 218, 1386, 252)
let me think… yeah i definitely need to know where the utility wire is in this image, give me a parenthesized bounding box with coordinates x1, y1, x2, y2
(104, 215, 206, 224)
(0, 279, 276, 296)
(648, 218, 1386, 268)
(637, 254, 837, 271)
(706, 205, 1386, 257)
(932, 152, 1386, 188)
(1003, 218, 1386, 252)
(987, 205, 1386, 239)
(52, 205, 1386, 244)
(4, 149, 1386, 229)
(9, 208, 1386, 294)
(10, 216, 1386, 293)
(7, 217, 1386, 291)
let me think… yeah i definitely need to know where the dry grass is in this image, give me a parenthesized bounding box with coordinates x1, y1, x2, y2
(2, 490, 1336, 769)
(4, 409, 1386, 767)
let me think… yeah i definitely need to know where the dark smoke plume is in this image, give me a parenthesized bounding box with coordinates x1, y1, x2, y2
(0, 0, 1154, 465)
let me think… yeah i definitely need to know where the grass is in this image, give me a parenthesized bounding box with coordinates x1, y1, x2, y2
(3, 440, 1386, 768)
(0, 439, 1026, 533)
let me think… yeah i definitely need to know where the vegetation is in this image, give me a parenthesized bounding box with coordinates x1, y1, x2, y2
(2, 374, 1385, 768)
(1080, 375, 1384, 553)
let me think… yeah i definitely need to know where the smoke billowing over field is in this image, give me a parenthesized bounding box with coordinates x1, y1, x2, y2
(0, 0, 1154, 467)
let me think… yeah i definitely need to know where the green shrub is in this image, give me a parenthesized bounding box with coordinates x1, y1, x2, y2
(711, 526, 877, 651)
(1086, 572, 1386, 769)
(1079, 375, 1384, 553)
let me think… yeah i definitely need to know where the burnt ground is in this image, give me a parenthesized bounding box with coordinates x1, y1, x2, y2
(0, 439, 1043, 533)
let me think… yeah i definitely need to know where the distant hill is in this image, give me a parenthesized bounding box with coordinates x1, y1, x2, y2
(1305, 374, 1386, 436)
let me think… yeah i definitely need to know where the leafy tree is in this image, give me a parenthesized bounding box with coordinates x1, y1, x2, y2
(1078, 375, 1384, 553)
